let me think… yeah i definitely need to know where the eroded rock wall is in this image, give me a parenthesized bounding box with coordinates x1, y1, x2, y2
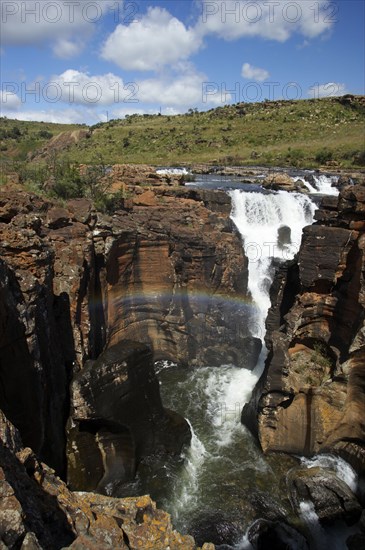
(242, 185, 365, 474)
(0, 186, 249, 475)
(67, 340, 191, 493)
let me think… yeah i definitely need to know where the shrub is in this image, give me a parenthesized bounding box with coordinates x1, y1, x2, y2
(52, 163, 85, 199)
(38, 130, 53, 140)
(315, 149, 333, 164)
(353, 150, 365, 166)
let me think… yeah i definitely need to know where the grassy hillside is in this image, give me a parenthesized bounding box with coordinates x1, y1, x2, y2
(1, 96, 364, 171)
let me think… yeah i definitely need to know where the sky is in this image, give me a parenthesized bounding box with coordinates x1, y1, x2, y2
(0, 0, 364, 124)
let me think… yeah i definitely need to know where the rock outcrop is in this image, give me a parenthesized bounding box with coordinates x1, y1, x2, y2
(242, 184, 365, 478)
(262, 173, 307, 193)
(0, 410, 211, 550)
(109, 164, 186, 189)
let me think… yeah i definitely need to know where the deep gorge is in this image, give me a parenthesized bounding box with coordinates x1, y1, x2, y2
(0, 171, 364, 549)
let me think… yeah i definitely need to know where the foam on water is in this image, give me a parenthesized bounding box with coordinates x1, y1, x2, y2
(299, 501, 327, 550)
(202, 365, 260, 447)
(169, 420, 208, 520)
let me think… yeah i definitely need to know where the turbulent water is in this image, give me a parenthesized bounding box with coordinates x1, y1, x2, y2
(116, 179, 359, 547)
(156, 363, 271, 530)
(142, 188, 319, 542)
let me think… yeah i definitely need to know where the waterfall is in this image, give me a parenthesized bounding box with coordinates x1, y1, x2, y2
(296, 174, 340, 195)
(311, 174, 339, 195)
(229, 190, 316, 341)
(168, 420, 208, 521)
(299, 501, 327, 550)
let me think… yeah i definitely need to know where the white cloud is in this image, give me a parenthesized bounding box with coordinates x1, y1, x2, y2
(1, 0, 116, 56)
(197, 0, 334, 42)
(56, 66, 228, 110)
(100, 1, 334, 75)
(0, 107, 98, 124)
(111, 106, 183, 119)
(53, 38, 84, 59)
(137, 71, 226, 107)
(0, 90, 21, 110)
(242, 63, 269, 82)
(12, 66, 225, 115)
(308, 82, 347, 98)
(101, 6, 202, 71)
(51, 70, 126, 106)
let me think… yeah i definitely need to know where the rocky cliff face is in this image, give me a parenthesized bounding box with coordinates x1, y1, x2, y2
(242, 185, 365, 476)
(0, 186, 249, 480)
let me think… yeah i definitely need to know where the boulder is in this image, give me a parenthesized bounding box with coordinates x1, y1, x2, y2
(287, 467, 362, 525)
(189, 512, 242, 547)
(277, 225, 291, 247)
(263, 173, 296, 192)
(46, 206, 70, 229)
(248, 519, 309, 550)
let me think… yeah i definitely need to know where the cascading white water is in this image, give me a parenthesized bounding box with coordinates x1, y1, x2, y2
(296, 174, 340, 195)
(168, 419, 208, 520)
(300, 454, 358, 493)
(203, 365, 261, 448)
(299, 501, 327, 550)
(312, 174, 339, 195)
(155, 364, 271, 532)
(229, 190, 317, 340)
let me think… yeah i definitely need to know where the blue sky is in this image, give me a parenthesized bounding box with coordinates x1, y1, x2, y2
(1, 0, 364, 123)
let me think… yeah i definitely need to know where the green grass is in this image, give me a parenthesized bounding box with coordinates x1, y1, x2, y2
(1, 96, 364, 171)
